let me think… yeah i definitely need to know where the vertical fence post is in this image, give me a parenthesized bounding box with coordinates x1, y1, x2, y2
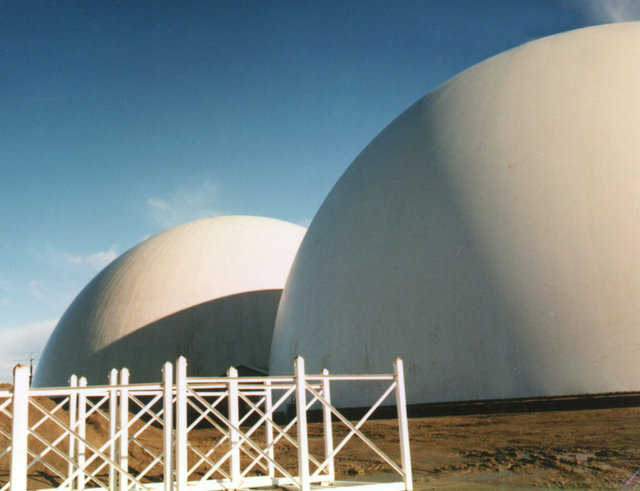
(10, 365, 30, 491)
(175, 357, 187, 491)
(265, 378, 275, 479)
(68, 374, 78, 482)
(394, 358, 413, 491)
(294, 356, 310, 491)
(321, 368, 335, 483)
(119, 368, 130, 491)
(109, 369, 118, 491)
(163, 362, 173, 491)
(77, 377, 87, 490)
(227, 366, 241, 488)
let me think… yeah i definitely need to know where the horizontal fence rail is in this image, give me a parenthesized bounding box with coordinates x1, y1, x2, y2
(1, 356, 412, 491)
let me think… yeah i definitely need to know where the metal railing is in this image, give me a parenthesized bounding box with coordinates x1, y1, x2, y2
(1, 356, 412, 490)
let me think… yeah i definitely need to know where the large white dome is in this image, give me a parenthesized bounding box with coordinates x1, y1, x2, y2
(35, 216, 306, 386)
(270, 23, 640, 406)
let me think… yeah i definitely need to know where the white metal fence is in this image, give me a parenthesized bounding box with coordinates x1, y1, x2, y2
(0, 356, 412, 490)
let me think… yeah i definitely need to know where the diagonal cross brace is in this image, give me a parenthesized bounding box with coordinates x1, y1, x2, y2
(305, 382, 404, 477)
(186, 385, 299, 486)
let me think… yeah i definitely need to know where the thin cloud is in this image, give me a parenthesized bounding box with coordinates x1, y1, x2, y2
(146, 198, 170, 211)
(0, 319, 57, 382)
(31, 242, 117, 271)
(573, 0, 640, 23)
(65, 246, 119, 270)
(26, 244, 112, 316)
(146, 179, 222, 228)
(28, 280, 45, 301)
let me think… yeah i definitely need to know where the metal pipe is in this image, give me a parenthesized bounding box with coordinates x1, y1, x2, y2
(9, 365, 29, 491)
(77, 377, 87, 490)
(67, 374, 78, 482)
(119, 368, 129, 491)
(175, 356, 187, 491)
(321, 368, 335, 483)
(228, 366, 241, 487)
(162, 362, 173, 491)
(394, 358, 413, 491)
(109, 369, 118, 490)
(295, 356, 310, 491)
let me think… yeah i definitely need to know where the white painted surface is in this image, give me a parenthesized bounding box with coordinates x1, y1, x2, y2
(162, 362, 173, 491)
(34, 216, 306, 386)
(295, 356, 310, 491)
(394, 359, 412, 491)
(10, 365, 29, 491)
(270, 23, 640, 406)
(5, 356, 409, 490)
(227, 365, 241, 488)
(175, 356, 187, 491)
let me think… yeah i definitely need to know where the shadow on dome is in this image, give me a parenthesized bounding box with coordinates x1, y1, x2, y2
(69, 289, 283, 385)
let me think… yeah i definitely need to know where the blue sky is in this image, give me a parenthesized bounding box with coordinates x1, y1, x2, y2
(1, 0, 638, 380)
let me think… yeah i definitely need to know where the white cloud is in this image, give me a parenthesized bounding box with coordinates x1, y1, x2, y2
(146, 179, 222, 228)
(65, 246, 118, 271)
(28, 280, 44, 301)
(574, 0, 640, 22)
(0, 319, 57, 382)
(30, 242, 118, 272)
(24, 277, 75, 314)
(146, 198, 170, 211)
(28, 242, 62, 268)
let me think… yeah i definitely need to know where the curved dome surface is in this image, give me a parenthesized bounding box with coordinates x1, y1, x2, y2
(35, 216, 306, 386)
(270, 22, 640, 407)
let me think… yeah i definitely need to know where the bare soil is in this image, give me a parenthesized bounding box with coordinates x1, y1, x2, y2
(407, 407, 640, 489)
(1, 391, 639, 489)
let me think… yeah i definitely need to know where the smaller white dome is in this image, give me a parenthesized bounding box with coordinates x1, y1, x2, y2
(35, 216, 306, 386)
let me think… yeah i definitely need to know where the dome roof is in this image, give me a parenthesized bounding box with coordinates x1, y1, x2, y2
(269, 23, 640, 406)
(35, 216, 306, 386)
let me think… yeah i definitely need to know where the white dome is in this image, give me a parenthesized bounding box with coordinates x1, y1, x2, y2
(270, 23, 640, 406)
(35, 216, 306, 386)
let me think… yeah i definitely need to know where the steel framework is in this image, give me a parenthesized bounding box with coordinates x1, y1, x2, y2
(0, 356, 412, 490)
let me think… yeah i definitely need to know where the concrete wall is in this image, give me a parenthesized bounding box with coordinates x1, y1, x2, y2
(34, 216, 306, 386)
(270, 23, 640, 406)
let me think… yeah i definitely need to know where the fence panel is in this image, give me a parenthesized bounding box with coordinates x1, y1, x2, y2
(0, 356, 412, 490)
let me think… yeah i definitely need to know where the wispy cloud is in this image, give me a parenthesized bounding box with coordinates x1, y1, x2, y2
(26, 244, 115, 317)
(28, 280, 45, 301)
(31, 243, 118, 272)
(65, 246, 119, 270)
(146, 198, 170, 211)
(0, 319, 57, 382)
(573, 0, 640, 23)
(146, 179, 222, 228)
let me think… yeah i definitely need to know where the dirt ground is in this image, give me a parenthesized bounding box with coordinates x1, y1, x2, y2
(406, 407, 640, 489)
(2, 393, 640, 489)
